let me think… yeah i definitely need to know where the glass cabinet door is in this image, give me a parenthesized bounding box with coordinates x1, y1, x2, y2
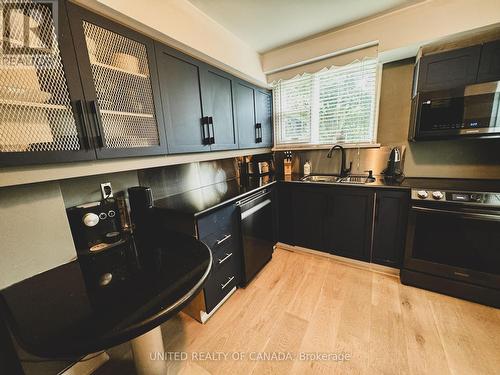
(0, 0, 94, 166)
(67, 3, 167, 159)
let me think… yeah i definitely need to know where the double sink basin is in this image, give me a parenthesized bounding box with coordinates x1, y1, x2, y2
(301, 174, 376, 185)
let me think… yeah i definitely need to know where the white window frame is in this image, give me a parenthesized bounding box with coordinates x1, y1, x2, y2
(272, 62, 383, 151)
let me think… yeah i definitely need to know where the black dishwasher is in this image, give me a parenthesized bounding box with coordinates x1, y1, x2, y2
(237, 188, 275, 285)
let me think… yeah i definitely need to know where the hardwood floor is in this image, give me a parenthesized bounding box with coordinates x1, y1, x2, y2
(97, 247, 500, 375)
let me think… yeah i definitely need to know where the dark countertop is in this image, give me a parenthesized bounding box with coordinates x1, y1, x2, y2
(154, 176, 276, 216)
(278, 174, 500, 193)
(153, 173, 500, 218)
(0, 231, 212, 358)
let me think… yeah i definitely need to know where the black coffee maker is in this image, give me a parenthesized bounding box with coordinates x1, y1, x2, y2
(66, 199, 124, 254)
(382, 147, 404, 182)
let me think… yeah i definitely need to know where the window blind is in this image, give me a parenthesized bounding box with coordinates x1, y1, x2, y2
(273, 57, 378, 146)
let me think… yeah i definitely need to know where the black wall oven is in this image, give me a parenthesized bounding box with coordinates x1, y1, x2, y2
(401, 189, 500, 307)
(410, 81, 500, 140)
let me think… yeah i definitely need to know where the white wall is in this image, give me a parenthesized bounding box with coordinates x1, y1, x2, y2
(75, 0, 267, 85)
(0, 183, 76, 289)
(261, 0, 500, 75)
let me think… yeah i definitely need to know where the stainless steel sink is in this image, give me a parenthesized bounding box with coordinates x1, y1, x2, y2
(301, 174, 375, 184)
(338, 175, 376, 184)
(301, 175, 341, 183)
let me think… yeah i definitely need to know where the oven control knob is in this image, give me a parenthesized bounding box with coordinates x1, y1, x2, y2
(432, 191, 444, 200)
(83, 213, 99, 227)
(417, 190, 428, 199)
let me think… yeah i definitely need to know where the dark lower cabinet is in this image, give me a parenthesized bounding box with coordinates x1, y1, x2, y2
(291, 186, 328, 251)
(277, 183, 294, 245)
(155, 202, 242, 321)
(372, 190, 409, 267)
(324, 188, 374, 261)
(278, 182, 409, 268)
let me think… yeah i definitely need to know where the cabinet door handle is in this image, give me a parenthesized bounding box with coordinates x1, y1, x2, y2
(208, 116, 215, 144)
(216, 234, 231, 245)
(221, 276, 235, 290)
(255, 123, 262, 143)
(75, 100, 90, 150)
(201, 117, 208, 145)
(90, 100, 104, 147)
(217, 252, 233, 265)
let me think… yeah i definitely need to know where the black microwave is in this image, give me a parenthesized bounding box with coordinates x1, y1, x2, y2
(409, 81, 500, 141)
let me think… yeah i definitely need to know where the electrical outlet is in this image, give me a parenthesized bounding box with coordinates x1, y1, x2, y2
(100, 182, 113, 200)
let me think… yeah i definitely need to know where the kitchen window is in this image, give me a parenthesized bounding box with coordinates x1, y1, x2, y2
(272, 57, 380, 148)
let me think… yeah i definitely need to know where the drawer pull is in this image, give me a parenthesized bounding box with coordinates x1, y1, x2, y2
(218, 252, 233, 265)
(221, 276, 235, 290)
(216, 234, 232, 245)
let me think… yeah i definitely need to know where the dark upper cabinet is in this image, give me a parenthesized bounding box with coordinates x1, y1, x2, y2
(417, 45, 481, 92)
(1, 2, 271, 167)
(155, 44, 209, 154)
(199, 66, 238, 151)
(0, 0, 95, 166)
(155, 44, 238, 153)
(371, 190, 409, 268)
(324, 188, 374, 261)
(67, 3, 167, 159)
(235, 81, 273, 149)
(477, 40, 500, 83)
(291, 185, 328, 252)
(234, 81, 258, 149)
(254, 88, 273, 147)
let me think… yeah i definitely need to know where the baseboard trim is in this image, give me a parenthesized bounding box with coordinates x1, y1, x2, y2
(276, 242, 400, 277)
(199, 286, 237, 324)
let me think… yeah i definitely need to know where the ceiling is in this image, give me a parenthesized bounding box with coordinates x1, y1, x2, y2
(187, 0, 420, 53)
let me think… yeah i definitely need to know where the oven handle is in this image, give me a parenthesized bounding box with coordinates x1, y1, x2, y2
(412, 206, 500, 221)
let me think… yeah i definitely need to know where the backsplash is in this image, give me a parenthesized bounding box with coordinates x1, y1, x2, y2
(274, 147, 395, 176)
(138, 158, 240, 201)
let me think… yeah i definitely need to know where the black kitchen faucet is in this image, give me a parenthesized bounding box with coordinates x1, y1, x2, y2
(326, 144, 351, 177)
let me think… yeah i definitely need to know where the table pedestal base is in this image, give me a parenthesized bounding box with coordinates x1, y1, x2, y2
(131, 326, 168, 375)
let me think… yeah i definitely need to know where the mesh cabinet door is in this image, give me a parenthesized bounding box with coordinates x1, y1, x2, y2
(0, 0, 94, 166)
(67, 3, 167, 159)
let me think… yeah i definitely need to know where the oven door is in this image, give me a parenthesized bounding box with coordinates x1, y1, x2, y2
(404, 204, 500, 289)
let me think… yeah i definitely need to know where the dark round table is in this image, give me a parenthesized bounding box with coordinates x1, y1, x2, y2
(0, 230, 212, 375)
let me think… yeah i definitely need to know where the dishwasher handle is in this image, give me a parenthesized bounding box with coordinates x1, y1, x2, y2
(240, 198, 272, 220)
(236, 188, 270, 207)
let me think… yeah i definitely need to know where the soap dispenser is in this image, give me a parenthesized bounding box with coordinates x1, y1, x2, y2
(303, 160, 311, 176)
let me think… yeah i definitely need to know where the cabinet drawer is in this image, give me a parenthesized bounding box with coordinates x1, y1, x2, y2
(212, 244, 238, 272)
(200, 230, 237, 253)
(204, 254, 238, 313)
(197, 204, 238, 240)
